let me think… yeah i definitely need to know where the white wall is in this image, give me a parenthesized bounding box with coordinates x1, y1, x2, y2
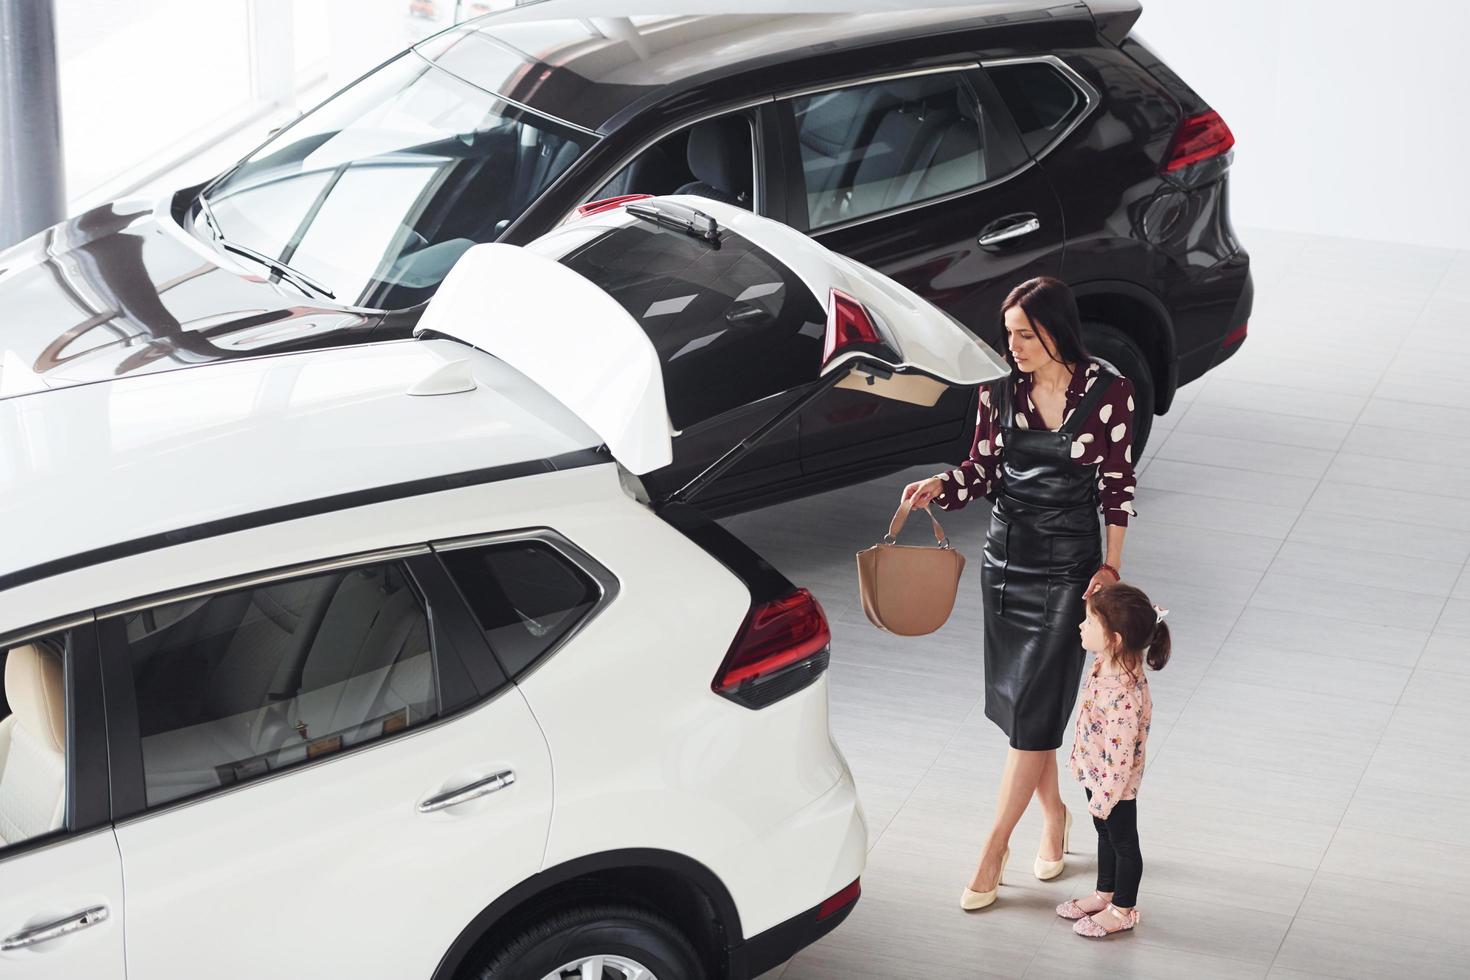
(1135, 0, 1470, 249)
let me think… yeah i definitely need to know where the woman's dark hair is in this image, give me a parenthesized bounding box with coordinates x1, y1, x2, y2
(1000, 276, 1090, 371)
(1087, 582, 1171, 684)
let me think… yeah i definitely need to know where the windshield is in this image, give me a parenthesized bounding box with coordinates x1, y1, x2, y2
(200, 50, 594, 310)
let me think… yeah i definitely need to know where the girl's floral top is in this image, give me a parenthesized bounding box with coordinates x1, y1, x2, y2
(1069, 666, 1152, 819)
(931, 360, 1139, 526)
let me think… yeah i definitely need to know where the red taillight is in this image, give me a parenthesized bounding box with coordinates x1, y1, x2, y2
(1164, 110, 1235, 173)
(714, 588, 831, 703)
(821, 288, 883, 366)
(1223, 321, 1248, 346)
(575, 193, 653, 218)
(817, 879, 861, 920)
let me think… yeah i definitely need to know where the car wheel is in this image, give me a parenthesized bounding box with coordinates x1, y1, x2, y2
(1082, 321, 1155, 457)
(473, 904, 705, 980)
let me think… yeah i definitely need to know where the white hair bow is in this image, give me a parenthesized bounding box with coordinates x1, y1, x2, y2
(1153, 604, 1169, 625)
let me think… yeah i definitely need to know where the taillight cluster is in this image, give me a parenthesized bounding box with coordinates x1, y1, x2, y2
(821, 288, 899, 370)
(1162, 109, 1234, 184)
(713, 588, 832, 709)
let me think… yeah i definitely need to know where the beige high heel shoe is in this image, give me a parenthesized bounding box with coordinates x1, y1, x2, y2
(960, 848, 1008, 911)
(1034, 809, 1072, 881)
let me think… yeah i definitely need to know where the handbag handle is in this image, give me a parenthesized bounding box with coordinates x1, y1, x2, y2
(886, 497, 951, 549)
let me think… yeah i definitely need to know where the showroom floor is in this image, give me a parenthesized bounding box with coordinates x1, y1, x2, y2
(732, 228, 1470, 979)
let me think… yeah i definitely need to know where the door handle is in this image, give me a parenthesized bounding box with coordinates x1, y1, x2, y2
(2, 905, 110, 952)
(978, 215, 1041, 247)
(418, 769, 516, 813)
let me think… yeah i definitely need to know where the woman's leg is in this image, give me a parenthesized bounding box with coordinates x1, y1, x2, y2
(969, 747, 1048, 891)
(1034, 750, 1069, 861)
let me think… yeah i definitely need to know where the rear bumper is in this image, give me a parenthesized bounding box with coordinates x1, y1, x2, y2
(720, 767, 867, 977)
(1175, 252, 1253, 388)
(734, 878, 860, 978)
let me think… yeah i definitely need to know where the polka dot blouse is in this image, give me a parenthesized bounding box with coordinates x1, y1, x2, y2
(932, 361, 1139, 527)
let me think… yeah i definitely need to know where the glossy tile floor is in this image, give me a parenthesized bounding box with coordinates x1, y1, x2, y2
(734, 229, 1470, 979)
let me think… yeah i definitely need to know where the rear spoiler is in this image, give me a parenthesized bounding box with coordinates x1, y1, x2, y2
(1084, 0, 1142, 43)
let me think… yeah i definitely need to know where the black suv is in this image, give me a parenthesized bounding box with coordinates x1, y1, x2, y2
(0, 0, 1249, 514)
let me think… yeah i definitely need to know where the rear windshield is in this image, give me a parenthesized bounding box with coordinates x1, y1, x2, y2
(558, 222, 825, 430)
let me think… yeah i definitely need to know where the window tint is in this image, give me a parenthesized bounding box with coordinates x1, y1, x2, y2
(122, 563, 436, 807)
(559, 223, 825, 428)
(593, 114, 755, 210)
(438, 540, 601, 678)
(0, 634, 69, 849)
(986, 61, 1087, 158)
(789, 72, 997, 230)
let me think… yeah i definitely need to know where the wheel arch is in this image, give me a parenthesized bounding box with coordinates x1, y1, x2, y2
(1071, 279, 1178, 414)
(432, 848, 744, 980)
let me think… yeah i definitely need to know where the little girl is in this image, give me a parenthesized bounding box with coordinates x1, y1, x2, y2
(1057, 581, 1171, 938)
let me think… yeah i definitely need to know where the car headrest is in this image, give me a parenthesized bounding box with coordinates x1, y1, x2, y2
(4, 644, 65, 754)
(686, 117, 752, 198)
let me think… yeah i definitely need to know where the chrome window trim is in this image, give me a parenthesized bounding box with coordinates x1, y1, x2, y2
(775, 62, 982, 102)
(0, 614, 96, 654)
(410, 48, 601, 138)
(99, 544, 433, 622)
(980, 54, 1100, 161)
(564, 97, 773, 221)
(104, 528, 618, 826)
(431, 527, 621, 686)
(801, 55, 1098, 238)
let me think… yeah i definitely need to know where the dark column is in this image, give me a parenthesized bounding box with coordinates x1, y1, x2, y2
(0, 0, 65, 250)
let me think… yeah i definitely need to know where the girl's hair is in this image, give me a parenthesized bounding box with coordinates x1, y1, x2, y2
(1000, 276, 1090, 372)
(1087, 582, 1171, 683)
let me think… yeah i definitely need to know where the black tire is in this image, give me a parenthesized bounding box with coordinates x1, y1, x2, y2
(473, 904, 705, 980)
(1082, 321, 1155, 457)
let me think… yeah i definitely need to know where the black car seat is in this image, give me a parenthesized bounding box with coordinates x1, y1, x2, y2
(595, 143, 680, 199)
(674, 117, 752, 209)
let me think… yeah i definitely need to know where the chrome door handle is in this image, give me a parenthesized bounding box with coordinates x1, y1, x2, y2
(2, 905, 110, 952)
(978, 216, 1041, 246)
(418, 769, 516, 813)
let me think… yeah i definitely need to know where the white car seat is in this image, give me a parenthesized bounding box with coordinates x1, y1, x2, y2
(0, 644, 66, 846)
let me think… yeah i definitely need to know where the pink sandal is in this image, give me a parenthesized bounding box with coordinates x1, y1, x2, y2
(1073, 904, 1139, 938)
(1055, 892, 1108, 920)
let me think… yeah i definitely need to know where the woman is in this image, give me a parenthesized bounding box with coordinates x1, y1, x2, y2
(902, 276, 1138, 911)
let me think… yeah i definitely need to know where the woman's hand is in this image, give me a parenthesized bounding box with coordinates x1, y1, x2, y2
(1084, 567, 1120, 598)
(902, 476, 946, 509)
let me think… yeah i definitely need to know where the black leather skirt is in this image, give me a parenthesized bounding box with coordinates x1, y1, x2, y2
(981, 493, 1100, 750)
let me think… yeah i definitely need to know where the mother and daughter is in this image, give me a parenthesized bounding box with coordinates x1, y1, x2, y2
(902, 276, 1172, 940)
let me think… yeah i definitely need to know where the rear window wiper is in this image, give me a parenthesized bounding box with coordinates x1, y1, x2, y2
(625, 201, 721, 245)
(197, 197, 336, 300)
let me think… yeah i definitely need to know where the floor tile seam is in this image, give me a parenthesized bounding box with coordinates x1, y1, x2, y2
(1275, 533, 1470, 572)
(1265, 310, 1436, 971)
(1211, 641, 1430, 673)
(862, 690, 988, 855)
(1149, 450, 1337, 482)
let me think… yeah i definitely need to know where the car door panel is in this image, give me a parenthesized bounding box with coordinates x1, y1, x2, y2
(781, 69, 1065, 473)
(102, 561, 554, 980)
(0, 832, 125, 979)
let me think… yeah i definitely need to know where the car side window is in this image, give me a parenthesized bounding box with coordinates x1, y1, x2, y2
(118, 562, 437, 808)
(786, 71, 1007, 230)
(0, 633, 69, 851)
(437, 539, 603, 679)
(985, 61, 1089, 158)
(558, 222, 826, 429)
(591, 112, 756, 211)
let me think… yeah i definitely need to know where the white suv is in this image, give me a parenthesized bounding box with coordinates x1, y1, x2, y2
(0, 198, 1006, 979)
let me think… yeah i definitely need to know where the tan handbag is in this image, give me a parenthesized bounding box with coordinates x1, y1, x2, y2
(855, 498, 966, 636)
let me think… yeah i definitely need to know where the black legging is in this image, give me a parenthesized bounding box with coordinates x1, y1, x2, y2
(1085, 788, 1141, 907)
